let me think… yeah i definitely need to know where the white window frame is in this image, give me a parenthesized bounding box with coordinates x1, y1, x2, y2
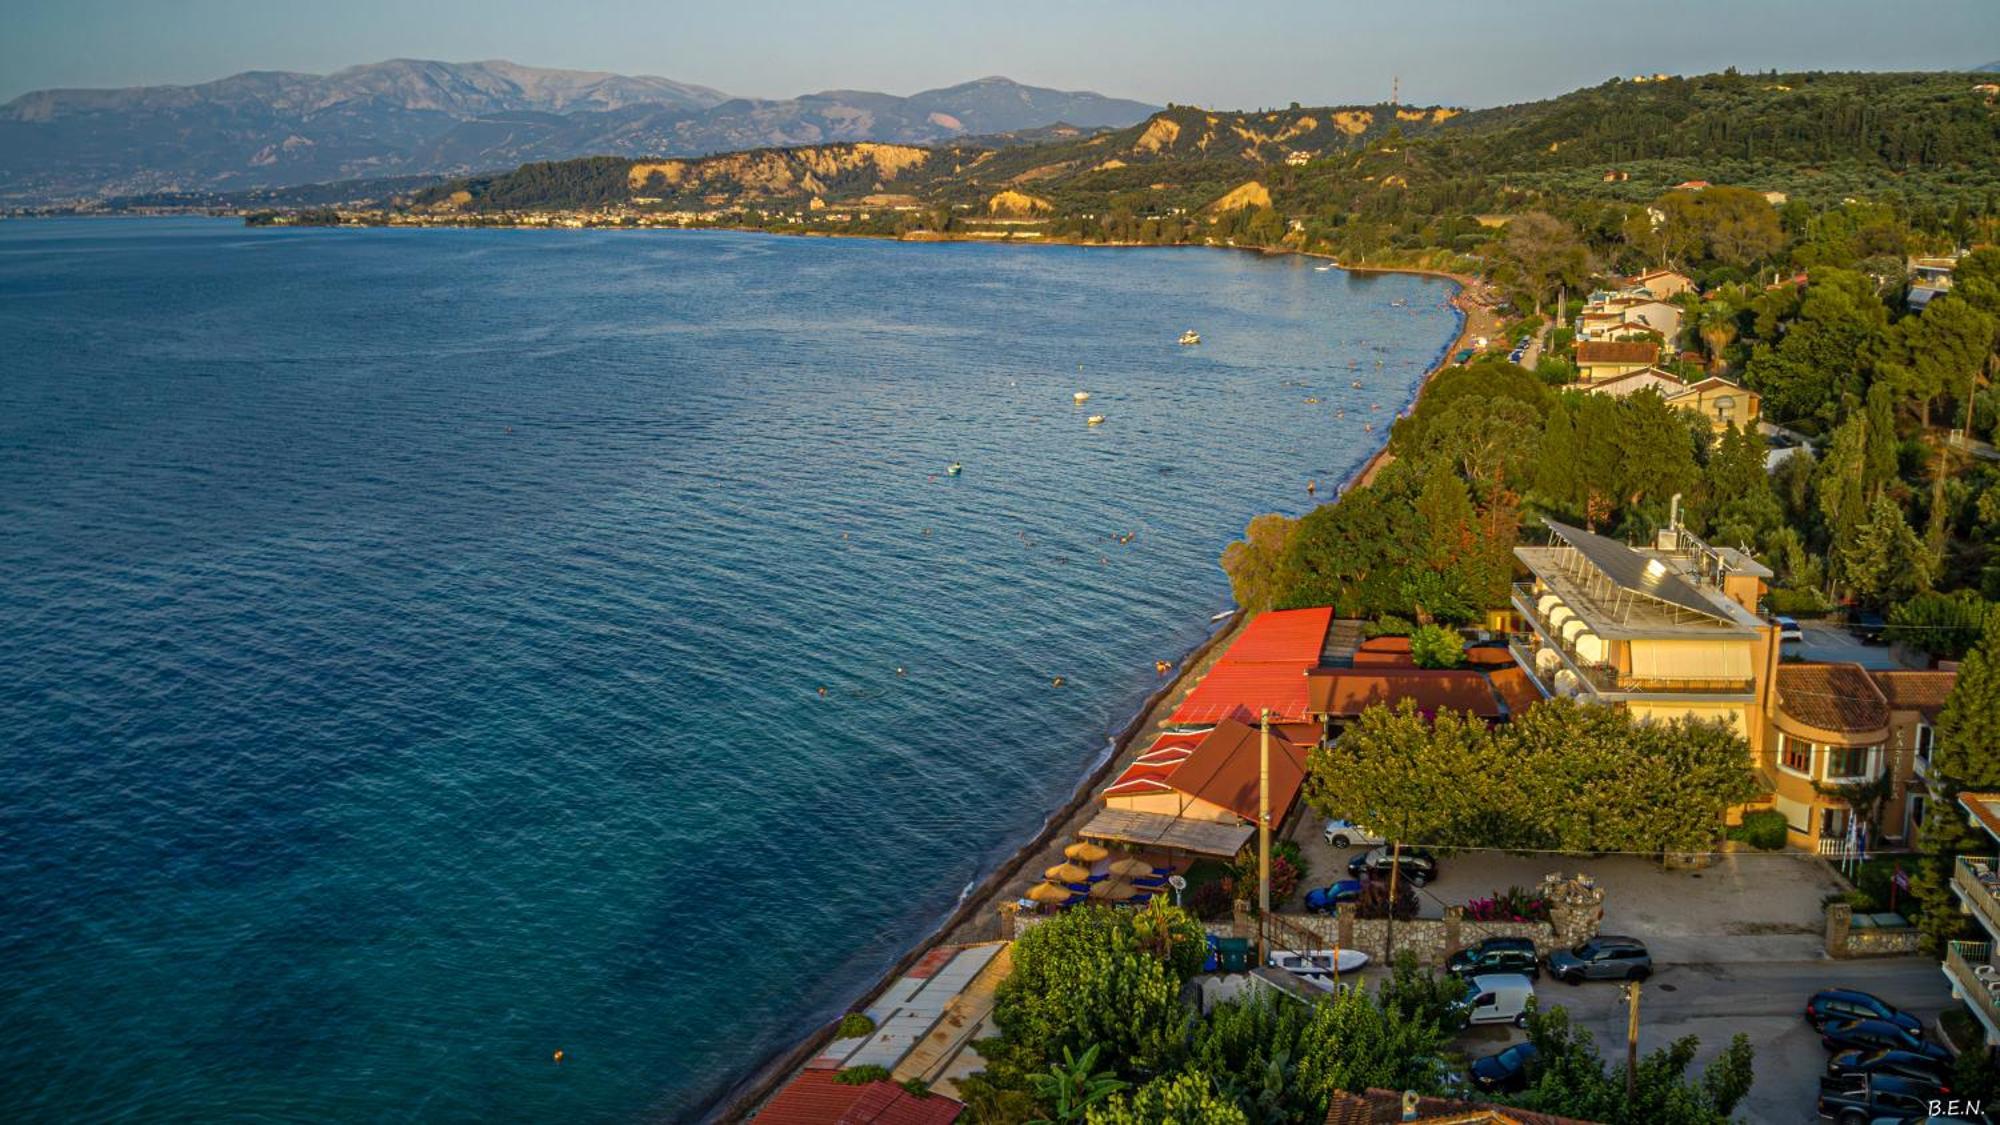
(1776, 732, 1815, 780)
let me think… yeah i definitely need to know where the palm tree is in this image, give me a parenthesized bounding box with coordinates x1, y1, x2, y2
(1028, 1045, 1126, 1123)
(1697, 301, 1739, 374)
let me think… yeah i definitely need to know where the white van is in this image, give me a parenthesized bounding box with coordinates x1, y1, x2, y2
(1458, 973, 1536, 1028)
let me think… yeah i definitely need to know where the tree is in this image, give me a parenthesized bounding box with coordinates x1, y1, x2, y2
(1884, 590, 1992, 660)
(1502, 1005, 1755, 1125)
(1932, 607, 2000, 791)
(1408, 624, 1465, 668)
(1497, 212, 1591, 313)
(1029, 1045, 1126, 1123)
(1743, 269, 1887, 428)
(1086, 1072, 1247, 1125)
(1220, 513, 1298, 614)
(1839, 493, 1934, 608)
(1695, 301, 1740, 373)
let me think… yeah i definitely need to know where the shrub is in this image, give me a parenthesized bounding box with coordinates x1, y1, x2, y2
(898, 1078, 931, 1098)
(1465, 885, 1551, 923)
(837, 1065, 891, 1085)
(1766, 585, 1831, 615)
(1885, 590, 1991, 659)
(1364, 615, 1415, 639)
(834, 1012, 876, 1039)
(1409, 623, 1466, 668)
(1268, 856, 1302, 904)
(1725, 809, 1788, 850)
(1186, 881, 1235, 920)
(1352, 878, 1418, 920)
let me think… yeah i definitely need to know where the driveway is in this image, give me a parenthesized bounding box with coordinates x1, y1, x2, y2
(1284, 821, 1958, 1122)
(1792, 620, 1903, 670)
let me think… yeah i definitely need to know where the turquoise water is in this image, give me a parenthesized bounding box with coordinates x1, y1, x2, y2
(0, 219, 1457, 1121)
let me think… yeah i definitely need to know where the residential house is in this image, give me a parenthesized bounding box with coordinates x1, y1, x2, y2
(1628, 268, 1696, 300)
(1605, 296, 1683, 342)
(1942, 791, 2000, 1048)
(1761, 190, 1789, 205)
(1285, 150, 1313, 166)
(1876, 669, 1958, 844)
(1508, 518, 1780, 760)
(1909, 255, 1961, 311)
(1581, 369, 1761, 433)
(1574, 339, 1661, 382)
(1673, 179, 1711, 191)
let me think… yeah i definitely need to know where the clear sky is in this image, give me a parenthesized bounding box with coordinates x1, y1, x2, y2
(5, 0, 1997, 108)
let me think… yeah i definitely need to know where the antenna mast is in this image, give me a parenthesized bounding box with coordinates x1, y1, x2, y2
(1391, 76, 1400, 106)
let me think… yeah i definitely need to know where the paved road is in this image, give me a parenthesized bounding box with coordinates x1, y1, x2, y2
(1458, 956, 1956, 1125)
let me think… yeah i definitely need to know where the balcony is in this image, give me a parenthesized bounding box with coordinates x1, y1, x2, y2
(1954, 855, 2000, 938)
(1509, 584, 1757, 700)
(1943, 940, 2000, 1044)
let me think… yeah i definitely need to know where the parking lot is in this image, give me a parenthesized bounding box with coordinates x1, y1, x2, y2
(1285, 823, 1959, 1123)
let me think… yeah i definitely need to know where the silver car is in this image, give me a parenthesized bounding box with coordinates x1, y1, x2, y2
(1322, 818, 1386, 848)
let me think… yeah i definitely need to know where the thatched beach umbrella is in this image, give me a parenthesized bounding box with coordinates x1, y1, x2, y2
(1089, 880, 1137, 901)
(1107, 858, 1154, 878)
(1026, 882, 1073, 904)
(1064, 841, 1109, 863)
(1045, 862, 1092, 884)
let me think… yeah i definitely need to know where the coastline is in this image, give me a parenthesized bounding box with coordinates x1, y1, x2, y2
(704, 250, 1481, 1123)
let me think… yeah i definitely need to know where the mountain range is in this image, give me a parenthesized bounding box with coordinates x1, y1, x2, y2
(0, 59, 1157, 203)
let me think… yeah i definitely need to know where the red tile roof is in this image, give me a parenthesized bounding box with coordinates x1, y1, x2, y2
(1962, 792, 2000, 844)
(1102, 733, 1204, 798)
(1225, 606, 1338, 662)
(1352, 650, 1418, 668)
(757, 1069, 963, 1124)
(1867, 669, 1956, 720)
(1306, 668, 1504, 720)
(1488, 664, 1546, 716)
(1575, 340, 1660, 366)
(1357, 635, 1413, 652)
(1776, 663, 1890, 734)
(1169, 608, 1334, 724)
(1162, 717, 1308, 822)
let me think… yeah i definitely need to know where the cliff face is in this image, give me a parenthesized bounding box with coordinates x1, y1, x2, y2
(621, 144, 934, 204)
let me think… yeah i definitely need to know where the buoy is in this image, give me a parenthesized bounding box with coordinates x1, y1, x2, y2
(553, 1050, 565, 1064)
(896, 667, 906, 677)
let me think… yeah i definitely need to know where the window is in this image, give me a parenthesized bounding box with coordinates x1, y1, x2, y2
(1780, 734, 1812, 776)
(1715, 394, 1735, 420)
(1915, 723, 1934, 763)
(1826, 746, 1873, 780)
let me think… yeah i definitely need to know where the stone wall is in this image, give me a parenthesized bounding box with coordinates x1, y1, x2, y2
(1824, 901, 1923, 958)
(1249, 872, 1605, 967)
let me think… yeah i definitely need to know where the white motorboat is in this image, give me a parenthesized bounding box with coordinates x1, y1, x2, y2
(1073, 391, 1091, 404)
(1178, 330, 1202, 346)
(1268, 949, 1370, 981)
(1086, 414, 1106, 426)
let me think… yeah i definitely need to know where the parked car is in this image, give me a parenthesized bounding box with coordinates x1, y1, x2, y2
(1547, 935, 1651, 982)
(1455, 973, 1535, 1028)
(1850, 607, 1888, 645)
(1825, 1047, 1951, 1085)
(1819, 1020, 1952, 1063)
(1347, 846, 1438, 886)
(1774, 615, 1804, 643)
(1816, 1073, 1950, 1123)
(1322, 818, 1386, 849)
(1806, 990, 1925, 1037)
(1447, 936, 1542, 981)
(1470, 1041, 1540, 1093)
(1304, 879, 1363, 915)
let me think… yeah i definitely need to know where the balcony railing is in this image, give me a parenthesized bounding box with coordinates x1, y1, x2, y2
(1943, 940, 2000, 1039)
(1510, 584, 1756, 698)
(1954, 856, 2000, 938)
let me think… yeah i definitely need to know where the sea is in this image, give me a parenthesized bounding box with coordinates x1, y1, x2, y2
(0, 218, 1459, 1121)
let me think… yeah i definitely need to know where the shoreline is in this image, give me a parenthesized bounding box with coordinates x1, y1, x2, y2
(704, 249, 1482, 1123)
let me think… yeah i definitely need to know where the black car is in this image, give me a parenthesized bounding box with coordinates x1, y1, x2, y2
(1345, 846, 1438, 886)
(1819, 1019, 1952, 1064)
(1469, 1041, 1539, 1094)
(1805, 989, 1925, 1037)
(1547, 935, 1651, 983)
(1447, 937, 1541, 981)
(1825, 1047, 1951, 1085)
(1816, 1073, 1948, 1123)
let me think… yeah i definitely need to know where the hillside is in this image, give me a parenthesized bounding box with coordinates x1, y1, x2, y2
(0, 60, 1155, 204)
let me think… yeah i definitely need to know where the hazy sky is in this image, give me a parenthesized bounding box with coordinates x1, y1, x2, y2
(5, 0, 1997, 108)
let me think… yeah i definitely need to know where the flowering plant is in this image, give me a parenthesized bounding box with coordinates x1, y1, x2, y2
(1465, 885, 1552, 923)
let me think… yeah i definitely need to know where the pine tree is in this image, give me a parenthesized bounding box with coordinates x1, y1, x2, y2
(1934, 607, 2000, 791)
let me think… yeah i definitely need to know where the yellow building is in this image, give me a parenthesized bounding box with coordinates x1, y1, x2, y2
(1509, 518, 1778, 757)
(1762, 665, 1955, 851)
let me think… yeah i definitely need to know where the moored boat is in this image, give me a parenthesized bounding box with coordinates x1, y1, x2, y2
(1177, 329, 1201, 346)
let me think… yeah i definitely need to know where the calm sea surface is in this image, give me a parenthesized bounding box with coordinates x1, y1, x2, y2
(0, 218, 1457, 1121)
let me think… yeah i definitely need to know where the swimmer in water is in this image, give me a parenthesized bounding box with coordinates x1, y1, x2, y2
(817, 686, 828, 697)
(1052, 676, 1065, 687)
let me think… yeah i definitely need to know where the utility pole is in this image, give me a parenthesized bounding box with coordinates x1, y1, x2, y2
(1391, 75, 1400, 107)
(1258, 708, 1272, 964)
(1623, 979, 1642, 1104)
(1384, 838, 1402, 964)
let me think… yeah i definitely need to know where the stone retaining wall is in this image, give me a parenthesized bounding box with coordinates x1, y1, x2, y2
(1825, 901, 1923, 958)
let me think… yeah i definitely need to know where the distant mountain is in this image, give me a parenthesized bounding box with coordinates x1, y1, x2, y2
(1978, 61, 2000, 72)
(0, 61, 1156, 204)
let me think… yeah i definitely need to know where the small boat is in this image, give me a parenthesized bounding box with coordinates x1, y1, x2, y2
(1314, 264, 1335, 272)
(1350, 379, 1362, 388)
(946, 462, 962, 476)
(1304, 397, 1320, 404)
(1177, 330, 1201, 346)
(1086, 414, 1106, 426)
(1268, 949, 1371, 983)
(1073, 391, 1091, 404)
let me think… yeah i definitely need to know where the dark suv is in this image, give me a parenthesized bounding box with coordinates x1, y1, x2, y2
(1547, 935, 1650, 982)
(1346, 846, 1438, 887)
(1815, 1073, 1948, 1123)
(1447, 937, 1541, 981)
(1805, 989, 1924, 1036)
(1819, 1019, 1950, 1064)
(1825, 1047, 1951, 1085)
